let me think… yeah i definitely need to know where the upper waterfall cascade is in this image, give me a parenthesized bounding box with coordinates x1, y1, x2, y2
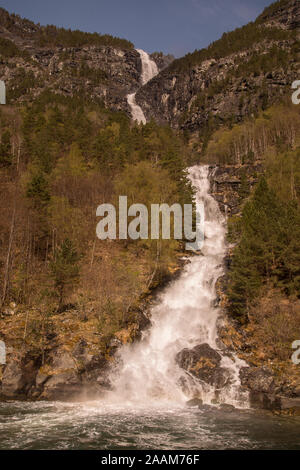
(107, 166, 248, 407)
(127, 49, 158, 124)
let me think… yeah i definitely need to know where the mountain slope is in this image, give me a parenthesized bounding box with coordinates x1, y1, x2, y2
(136, 0, 299, 136)
(0, 8, 173, 113)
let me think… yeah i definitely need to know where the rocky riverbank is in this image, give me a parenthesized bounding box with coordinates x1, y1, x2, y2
(0, 256, 186, 401)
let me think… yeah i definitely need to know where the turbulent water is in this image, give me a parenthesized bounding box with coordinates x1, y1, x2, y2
(127, 49, 158, 123)
(1, 166, 299, 450)
(107, 166, 247, 407)
(1, 401, 299, 450)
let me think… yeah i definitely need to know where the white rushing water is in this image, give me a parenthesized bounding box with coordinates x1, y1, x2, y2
(108, 166, 248, 407)
(127, 49, 158, 124)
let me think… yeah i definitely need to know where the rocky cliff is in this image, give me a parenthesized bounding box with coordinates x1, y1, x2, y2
(0, 8, 171, 113)
(135, 0, 299, 132)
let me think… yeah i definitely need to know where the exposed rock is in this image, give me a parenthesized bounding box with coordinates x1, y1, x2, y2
(209, 164, 262, 215)
(258, 0, 300, 30)
(239, 366, 275, 394)
(1, 353, 24, 397)
(135, 1, 299, 131)
(150, 52, 174, 71)
(239, 366, 282, 410)
(0, 9, 172, 116)
(1, 350, 38, 398)
(198, 403, 214, 412)
(186, 397, 203, 407)
(219, 403, 236, 412)
(176, 343, 230, 389)
(280, 397, 300, 410)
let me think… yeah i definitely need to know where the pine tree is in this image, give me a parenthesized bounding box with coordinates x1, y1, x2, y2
(0, 130, 12, 166)
(50, 239, 80, 309)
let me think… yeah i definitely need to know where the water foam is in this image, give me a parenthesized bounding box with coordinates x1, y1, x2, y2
(107, 166, 248, 407)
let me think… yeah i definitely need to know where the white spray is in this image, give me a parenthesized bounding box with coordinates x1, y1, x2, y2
(107, 166, 248, 407)
(127, 49, 158, 124)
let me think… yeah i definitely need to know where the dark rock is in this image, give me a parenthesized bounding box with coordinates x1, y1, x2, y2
(211, 398, 219, 405)
(186, 397, 203, 407)
(219, 403, 236, 412)
(135, 2, 299, 132)
(294, 386, 300, 397)
(258, 0, 300, 31)
(239, 366, 283, 410)
(1, 354, 24, 397)
(239, 366, 275, 394)
(280, 397, 300, 410)
(249, 391, 281, 411)
(41, 370, 80, 400)
(176, 343, 230, 389)
(198, 404, 214, 412)
(150, 52, 174, 71)
(1, 349, 39, 398)
(209, 164, 262, 216)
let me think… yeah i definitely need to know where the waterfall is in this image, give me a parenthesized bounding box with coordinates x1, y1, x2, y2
(127, 49, 158, 124)
(127, 93, 147, 125)
(136, 49, 158, 85)
(107, 166, 247, 407)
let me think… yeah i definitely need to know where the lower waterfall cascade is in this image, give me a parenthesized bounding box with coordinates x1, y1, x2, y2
(127, 49, 158, 124)
(107, 165, 249, 408)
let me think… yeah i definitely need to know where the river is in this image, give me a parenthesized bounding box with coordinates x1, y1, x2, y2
(0, 401, 299, 449)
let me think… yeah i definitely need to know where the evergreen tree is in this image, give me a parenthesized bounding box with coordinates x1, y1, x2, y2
(0, 130, 12, 166)
(50, 239, 80, 309)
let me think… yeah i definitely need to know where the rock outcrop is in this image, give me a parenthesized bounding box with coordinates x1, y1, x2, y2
(0, 8, 171, 114)
(209, 164, 262, 215)
(176, 343, 230, 390)
(239, 366, 300, 413)
(135, 0, 299, 131)
(258, 0, 300, 30)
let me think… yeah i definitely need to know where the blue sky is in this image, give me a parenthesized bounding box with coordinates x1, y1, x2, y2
(1, 0, 275, 57)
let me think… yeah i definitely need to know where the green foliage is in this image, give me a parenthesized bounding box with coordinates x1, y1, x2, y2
(67, 62, 108, 85)
(168, 23, 294, 73)
(228, 178, 300, 321)
(36, 25, 133, 49)
(0, 129, 12, 166)
(50, 239, 81, 308)
(7, 68, 41, 102)
(26, 172, 50, 208)
(0, 37, 27, 59)
(0, 7, 133, 50)
(0, 87, 193, 335)
(238, 173, 251, 202)
(256, 0, 291, 23)
(205, 104, 300, 165)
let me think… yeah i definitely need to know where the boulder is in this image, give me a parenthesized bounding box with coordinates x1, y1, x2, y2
(186, 397, 203, 407)
(1, 355, 24, 397)
(1, 350, 37, 398)
(239, 366, 275, 394)
(239, 366, 281, 410)
(40, 348, 80, 399)
(219, 403, 236, 412)
(176, 343, 230, 389)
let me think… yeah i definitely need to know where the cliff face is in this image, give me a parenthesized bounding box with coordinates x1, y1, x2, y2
(135, 0, 300, 131)
(258, 0, 300, 30)
(0, 8, 171, 113)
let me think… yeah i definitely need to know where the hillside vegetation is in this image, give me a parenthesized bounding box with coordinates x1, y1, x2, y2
(0, 91, 193, 354)
(203, 102, 300, 373)
(0, 7, 133, 49)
